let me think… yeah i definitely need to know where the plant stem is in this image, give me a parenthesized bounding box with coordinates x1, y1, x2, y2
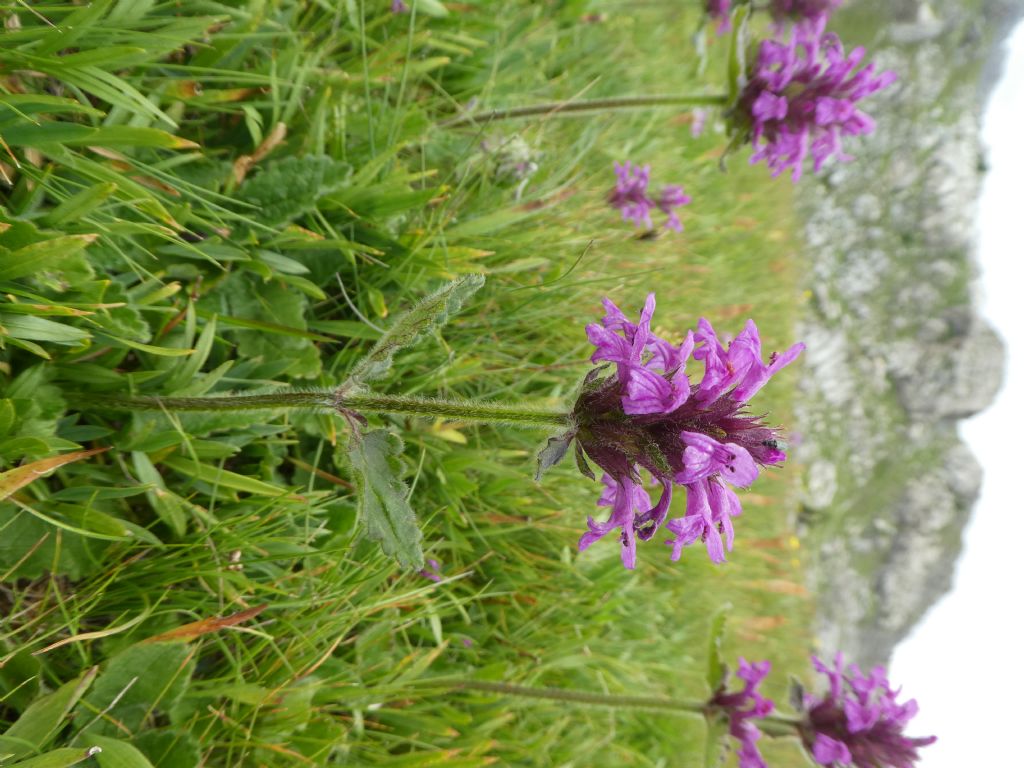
(441, 93, 730, 128)
(76, 390, 570, 428)
(76, 391, 334, 412)
(339, 393, 569, 428)
(451, 681, 805, 737)
(453, 680, 710, 714)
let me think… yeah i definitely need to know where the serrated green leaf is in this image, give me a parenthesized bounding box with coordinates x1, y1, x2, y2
(703, 711, 731, 768)
(348, 275, 484, 384)
(348, 429, 423, 569)
(0, 668, 97, 761)
(706, 604, 732, 692)
(237, 155, 352, 224)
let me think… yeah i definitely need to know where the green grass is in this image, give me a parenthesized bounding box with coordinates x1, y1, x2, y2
(2, 2, 812, 766)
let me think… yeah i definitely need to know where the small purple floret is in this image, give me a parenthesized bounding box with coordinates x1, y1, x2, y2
(712, 658, 775, 768)
(705, 0, 733, 34)
(391, 0, 409, 12)
(770, 0, 844, 23)
(418, 558, 443, 582)
(737, 18, 897, 180)
(573, 293, 803, 568)
(802, 654, 936, 767)
(608, 162, 691, 232)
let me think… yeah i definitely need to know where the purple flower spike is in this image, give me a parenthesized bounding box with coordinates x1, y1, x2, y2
(711, 658, 775, 768)
(608, 163, 690, 232)
(391, 0, 409, 12)
(736, 18, 896, 180)
(802, 654, 936, 767)
(569, 294, 802, 567)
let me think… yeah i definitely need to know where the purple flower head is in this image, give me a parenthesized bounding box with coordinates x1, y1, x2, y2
(802, 654, 936, 767)
(391, 0, 409, 12)
(570, 293, 803, 567)
(734, 18, 897, 180)
(658, 185, 692, 232)
(418, 558, 443, 582)
(706, 0, 733, 34)
(769, 0, 844, 23)
(608, 162, 690, 232)
(711, 658, 775, 768)
(691, 108, 709, 138)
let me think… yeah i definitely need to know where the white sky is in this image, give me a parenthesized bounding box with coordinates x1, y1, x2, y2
(888, 18, 1024, 767)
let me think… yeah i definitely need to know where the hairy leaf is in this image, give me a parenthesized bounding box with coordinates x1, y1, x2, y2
(236, 155, 352, 224)
(348, 429, 423, 569)
(535, 431, 574, 481)
(348, 274, 484, 384)
(703, 710, 731, 768)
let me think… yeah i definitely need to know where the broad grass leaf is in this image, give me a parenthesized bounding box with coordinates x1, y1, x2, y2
(0, 314, 91, 346)
(82, 735, 155, 768)
(0, 508, 100, 580)
(4, 747, 103, 767)
(0, 668, 97, 761)
(348, 274, 484, 384)
(130, 452, 187, 536)
(130, 731, 199, 768)
(73, 643, 195, 736)
(160, 455, 300, 499)
(0, 236, 97, 283)
(347, 429, 423, 569)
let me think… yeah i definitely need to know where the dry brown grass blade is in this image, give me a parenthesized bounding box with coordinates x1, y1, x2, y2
(0, 447, 110, 502)
(142, 604, 269, 643)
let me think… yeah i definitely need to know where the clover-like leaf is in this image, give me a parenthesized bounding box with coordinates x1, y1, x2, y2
(348, 429, 424, 569)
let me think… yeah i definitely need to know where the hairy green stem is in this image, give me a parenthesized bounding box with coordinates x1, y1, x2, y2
(339, 393, 569, 428)
(441, 93, 730, 127)
(451, 681, 805, 736)
(76, 390, 569, 428)
(75, 391, 335, 412)
(453, 680, 710, 714)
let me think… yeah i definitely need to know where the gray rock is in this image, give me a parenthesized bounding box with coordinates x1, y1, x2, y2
(795, 0, 1015, 667)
